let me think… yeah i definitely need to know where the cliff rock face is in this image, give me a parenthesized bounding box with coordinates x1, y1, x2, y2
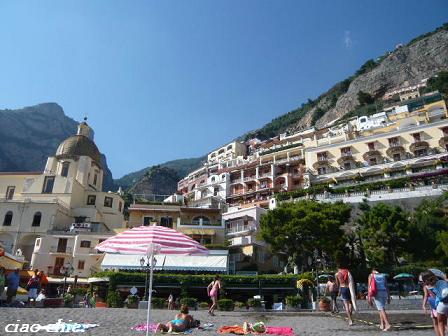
(0, 103, 115, 192)
(129, 166, 180, 196)
(299, 28, 448, 129)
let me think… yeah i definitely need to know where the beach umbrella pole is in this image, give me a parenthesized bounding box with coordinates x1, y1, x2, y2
(146, 251, 155, 336)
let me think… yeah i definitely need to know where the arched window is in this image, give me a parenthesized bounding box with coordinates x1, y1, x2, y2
(192, 216, 210, 225)
(3, 211, 13, 226)
(61, 162, 70, 177)
(32, 212, 42, 227)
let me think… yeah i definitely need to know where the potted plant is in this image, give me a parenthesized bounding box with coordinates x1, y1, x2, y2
(107, 290, 124, 308)
(180, 297, 197, 309)
(234, 301, 246, 311)
(199, 302, 210, 310)
(217, 298, 234, 311)
(247, 298, 262, 311)
(125, 294, 139, 309)
(63, 293, 74, 308)
(151, 297, 166, 309)
(318, 297, 331, 311)
(285, 295, 302, 311)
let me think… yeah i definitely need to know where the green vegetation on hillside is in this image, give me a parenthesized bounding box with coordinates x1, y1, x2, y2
(115, 156, 205, 189)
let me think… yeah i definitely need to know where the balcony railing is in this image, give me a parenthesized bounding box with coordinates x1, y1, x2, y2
(49, 246, 73, 254)
(180, 222, 223, 227)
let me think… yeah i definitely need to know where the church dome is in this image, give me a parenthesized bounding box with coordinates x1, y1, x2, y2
(56, 134, 102, 167)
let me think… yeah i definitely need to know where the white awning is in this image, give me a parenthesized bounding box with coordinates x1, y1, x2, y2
(46, 277, 89, 284)
(101, 251, 228, 272)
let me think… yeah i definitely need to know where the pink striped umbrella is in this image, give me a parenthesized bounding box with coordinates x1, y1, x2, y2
(95, 225, 208, 255)
(95, 225, 208, 335)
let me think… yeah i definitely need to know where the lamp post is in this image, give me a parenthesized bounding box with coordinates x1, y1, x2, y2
(140, 257, 149, 301)
(61, 262, 74, 295)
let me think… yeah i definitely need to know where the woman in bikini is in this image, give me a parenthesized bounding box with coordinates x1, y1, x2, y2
(207, 275, 221, 316)
(156, 305, 193, 332)
(336, 266, 354, 326)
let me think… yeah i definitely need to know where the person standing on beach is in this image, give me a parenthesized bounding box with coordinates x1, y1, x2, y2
(168, 293, 174, 310)
(207, 275, 221, 316)
(336, 266, 355, 326)
(326, 276, 339, 313)
(6, 268, 20, 304)
(421, 271, 441, 336)
(368, 267, 391, 331)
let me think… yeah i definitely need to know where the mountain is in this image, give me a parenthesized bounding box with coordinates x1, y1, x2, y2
(243, 23, 448, 140)
(128, 166, 182, 196)
(115, 157, 206, 190)
(0, 102, 115, 192)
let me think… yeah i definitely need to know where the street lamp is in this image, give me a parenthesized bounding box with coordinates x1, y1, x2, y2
(61, 262, 74, 295)
(140, 257, 149, 301)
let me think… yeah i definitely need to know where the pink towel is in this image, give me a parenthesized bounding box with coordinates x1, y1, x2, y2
(132, 323, 159, 332)
(266, 326, 294, 336)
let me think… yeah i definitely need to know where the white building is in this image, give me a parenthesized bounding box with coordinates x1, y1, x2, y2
(0, 121, 125, 278)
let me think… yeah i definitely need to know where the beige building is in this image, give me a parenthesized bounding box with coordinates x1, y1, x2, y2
(128, 200, 225, 246)
(304, 92, 448, 187)
(0, 121, 125, 278)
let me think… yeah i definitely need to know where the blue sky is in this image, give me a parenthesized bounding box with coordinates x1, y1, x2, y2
(0, 1, 447, 178)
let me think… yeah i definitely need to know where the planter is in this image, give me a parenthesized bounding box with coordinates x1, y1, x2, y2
(319, 301, 331, 312)
(126, 303, 138, 309)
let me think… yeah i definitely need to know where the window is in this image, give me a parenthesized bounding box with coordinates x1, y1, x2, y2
(412, 132, 421, 142)
(343, 162, 352, 170)
(87, 195, 96, 205)
(227, 145, 232, 150)
(341, 147, 352, 156)
(104, 196, 113, 208)
(77, 260, 85, 270)
(80, 240, 91, 248)
(213, 187, 219, 196)
(367, 142, 375, 151)
(211, 177, 215, 183)
(317, 152, 328, 161)
(118, 201, 122, 212)
(3, 211, 13, 226)
(5, 186, 15, 200)
(369, 157, 378, 166)
(192, 216, 210, 225)
(317, 167, 327, 175)
(143, 217, 153, 226)
(93, 173, 98, 186)
(388, 137, 400, 147)
(32, 212, 42, 227)
(393, 153, 401, 162)
(61, 162, 70, 177)
(160, 217, 173, 228)
(42, 176, 55, 194)
(415, 148, 427, 157)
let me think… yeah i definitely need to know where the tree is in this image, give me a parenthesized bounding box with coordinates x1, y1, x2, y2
(259, 200, 351, 271)
(426, 71, 448, 96)
(409, 193, 448, 262)
(357, 202, 411, 267)
(357, 90, 374, 106)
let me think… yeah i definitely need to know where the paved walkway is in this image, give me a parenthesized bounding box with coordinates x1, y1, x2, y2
(0, 308, 434, 335)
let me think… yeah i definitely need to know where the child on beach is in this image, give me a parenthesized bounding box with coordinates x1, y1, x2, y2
(207, 275, 221, 316)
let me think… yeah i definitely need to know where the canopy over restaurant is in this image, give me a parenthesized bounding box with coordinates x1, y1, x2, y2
(100, 249, 228, 273)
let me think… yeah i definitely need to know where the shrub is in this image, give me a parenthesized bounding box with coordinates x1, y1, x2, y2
(125, 294, 139, 306)
(63, 293, 74, 305)
(180, 297, 197, 307)
(286, 295, 302, 308)
(218, 299, 234, 311)
(247, 298, 262, 308)
(107, 291, 124, 308)
(151, 297, 166, 309)
(199, 302, 209, 309)
(234, 301, 246, 309)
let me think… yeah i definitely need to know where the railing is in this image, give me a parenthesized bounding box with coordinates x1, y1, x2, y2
(49, 246, 73, 254)
(230, 178, 242, 184)
(180, 222, 223, 227)
(244, 176, 256, 182)
(341, 151, 353, 157)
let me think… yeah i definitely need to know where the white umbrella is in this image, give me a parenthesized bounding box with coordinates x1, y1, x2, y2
(96, 225, 208, 336)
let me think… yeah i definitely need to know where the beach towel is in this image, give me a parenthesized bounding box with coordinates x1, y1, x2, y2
(218, 325, 246, 334)
(132, 324, 197, 334)
(266, 327, 294, 336)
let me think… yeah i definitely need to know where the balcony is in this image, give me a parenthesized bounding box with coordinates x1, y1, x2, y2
(243, 176, 256, 182)
(49, 246, 73, 254)
(258, 172, 272, 178)
(409, 140, 429, 153)
(230, 178, 243, 185)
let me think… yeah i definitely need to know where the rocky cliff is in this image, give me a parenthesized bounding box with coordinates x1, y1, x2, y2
(0, 103, 115, 191)
(128, 166, 181, 196)
(244, 23, 448, 139)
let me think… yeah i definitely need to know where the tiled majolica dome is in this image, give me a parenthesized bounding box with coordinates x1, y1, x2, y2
(56, 134, 102, 166)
